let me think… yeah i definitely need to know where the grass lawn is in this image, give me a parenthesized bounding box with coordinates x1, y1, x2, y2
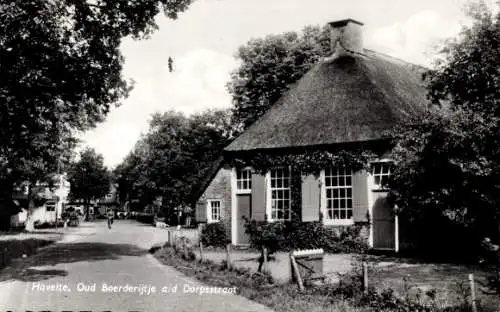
(363, 255, 500, 311)
(0, 230, 63, 270)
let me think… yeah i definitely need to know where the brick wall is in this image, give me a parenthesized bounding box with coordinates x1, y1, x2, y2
(197, 164, 232, 239)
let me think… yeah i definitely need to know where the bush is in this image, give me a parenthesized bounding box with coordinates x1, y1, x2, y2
(481, 238, 500, 295)
(244, 219, 369, 253)
(200, 222, 229, 248)
(398, 212, 485, 263)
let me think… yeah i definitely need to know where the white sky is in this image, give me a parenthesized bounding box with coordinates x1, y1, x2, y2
(80, 0, 476, 168)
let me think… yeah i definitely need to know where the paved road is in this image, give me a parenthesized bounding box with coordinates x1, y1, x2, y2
(0, 220, 273, 312)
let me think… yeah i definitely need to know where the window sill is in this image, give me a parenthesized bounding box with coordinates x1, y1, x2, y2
(235, 189, 251, 195)
(207, 220, 221, 224)
(323, 219, 355, 226)
(267, 219, 291, 223)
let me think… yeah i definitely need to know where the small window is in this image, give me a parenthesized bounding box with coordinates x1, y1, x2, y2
(207, 200, 221, 223)
(372, 162, 392, 188)
(236, 168, 252, 192)
(45, 201, 56, 212)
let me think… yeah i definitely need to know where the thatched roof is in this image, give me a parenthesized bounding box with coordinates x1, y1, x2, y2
(225, 49, 430, 152)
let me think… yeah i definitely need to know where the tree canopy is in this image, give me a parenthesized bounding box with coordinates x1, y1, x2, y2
(227, 25, 331, 132)
(114, 109, 233, 219)
(68, 148, 110, 209)
(388, 1, 500, 256)
(0, 0, 193, 188)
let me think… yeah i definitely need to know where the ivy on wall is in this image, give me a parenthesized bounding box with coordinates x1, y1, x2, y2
(227, 149, 379, 176)
(227, 147, 381, 223)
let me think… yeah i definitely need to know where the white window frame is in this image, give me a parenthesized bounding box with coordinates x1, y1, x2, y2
(266, 167, 292, 222)
(207, 199, 222, 223)
(236, 167, 252, 194)
(321, 166, 354, 226)
(371, 160, 393, 191)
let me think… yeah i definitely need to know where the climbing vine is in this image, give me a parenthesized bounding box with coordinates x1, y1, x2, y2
(229, 147, 379, 253)
(227, 147, 380, 222)
(227, 148, 379, 175)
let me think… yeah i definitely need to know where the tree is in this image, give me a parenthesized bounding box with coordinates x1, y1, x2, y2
(68, 148, 110, 220)
(115, 109, 233, 224)
(388, 1, 500, 258)
(0, 0, 193, 221)
(227, 25, 331, 132)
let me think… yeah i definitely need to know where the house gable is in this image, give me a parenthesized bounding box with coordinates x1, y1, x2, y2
(195, 164, 232, 237)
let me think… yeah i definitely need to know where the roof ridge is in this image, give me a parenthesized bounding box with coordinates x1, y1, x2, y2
(363, 48, 429, 71)
(323, 40, 367, 62)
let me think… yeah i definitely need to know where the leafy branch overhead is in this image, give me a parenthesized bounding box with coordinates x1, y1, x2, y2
(0, 0, 193, 187)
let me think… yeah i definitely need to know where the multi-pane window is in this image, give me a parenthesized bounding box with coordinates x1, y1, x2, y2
(270, 168, 291, 221)
(208, 200, 221, 223)
(372, 162, 392, 188)
(45, 201, 56, 212)
(236, 169, 252, 191)
(324, 167, 353, 220)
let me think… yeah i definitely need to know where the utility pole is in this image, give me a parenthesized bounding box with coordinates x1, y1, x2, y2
(55, 158, 61, 230)
(55, 106, 63, 231)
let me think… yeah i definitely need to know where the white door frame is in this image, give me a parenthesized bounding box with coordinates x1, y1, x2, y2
(230, 167, 237, 245)
(366, 162, 399, 251)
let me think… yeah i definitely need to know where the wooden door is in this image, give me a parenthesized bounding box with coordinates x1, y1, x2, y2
(372, 191, 395, 250)
(236, 194, 251, 245)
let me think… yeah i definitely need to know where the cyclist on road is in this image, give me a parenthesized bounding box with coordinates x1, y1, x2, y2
(107, 208, 114, 229)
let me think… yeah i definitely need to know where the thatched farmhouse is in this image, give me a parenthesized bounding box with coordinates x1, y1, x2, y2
(195, 19, 429, 251)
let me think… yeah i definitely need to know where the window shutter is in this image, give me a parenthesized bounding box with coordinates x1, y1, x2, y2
(195, 200, 207, 223)
(251, 173, 266, 221)
(352, 170, 369, 222)
(301, 174, 320, 221)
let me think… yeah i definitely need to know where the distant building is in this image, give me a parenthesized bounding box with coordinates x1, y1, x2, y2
(10, 173, 71, 227)
(97, 183, 120, 211)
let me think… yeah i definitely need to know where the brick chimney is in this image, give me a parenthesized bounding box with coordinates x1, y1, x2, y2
(328, 19, 364, 57)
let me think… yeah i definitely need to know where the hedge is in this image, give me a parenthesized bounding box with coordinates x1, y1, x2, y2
(200, 222, 230, 248)
(244, 219, 369, 254)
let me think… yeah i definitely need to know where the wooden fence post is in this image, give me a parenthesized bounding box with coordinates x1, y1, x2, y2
(263, 247, 269, 273)
(469, 273, 478, 312)
(225, 244, 232, 270)
(290, 253, 304, 291)
(363, 262, 369, 293)
(182, 237, 189, 259)
(199, 241, 204, 263)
